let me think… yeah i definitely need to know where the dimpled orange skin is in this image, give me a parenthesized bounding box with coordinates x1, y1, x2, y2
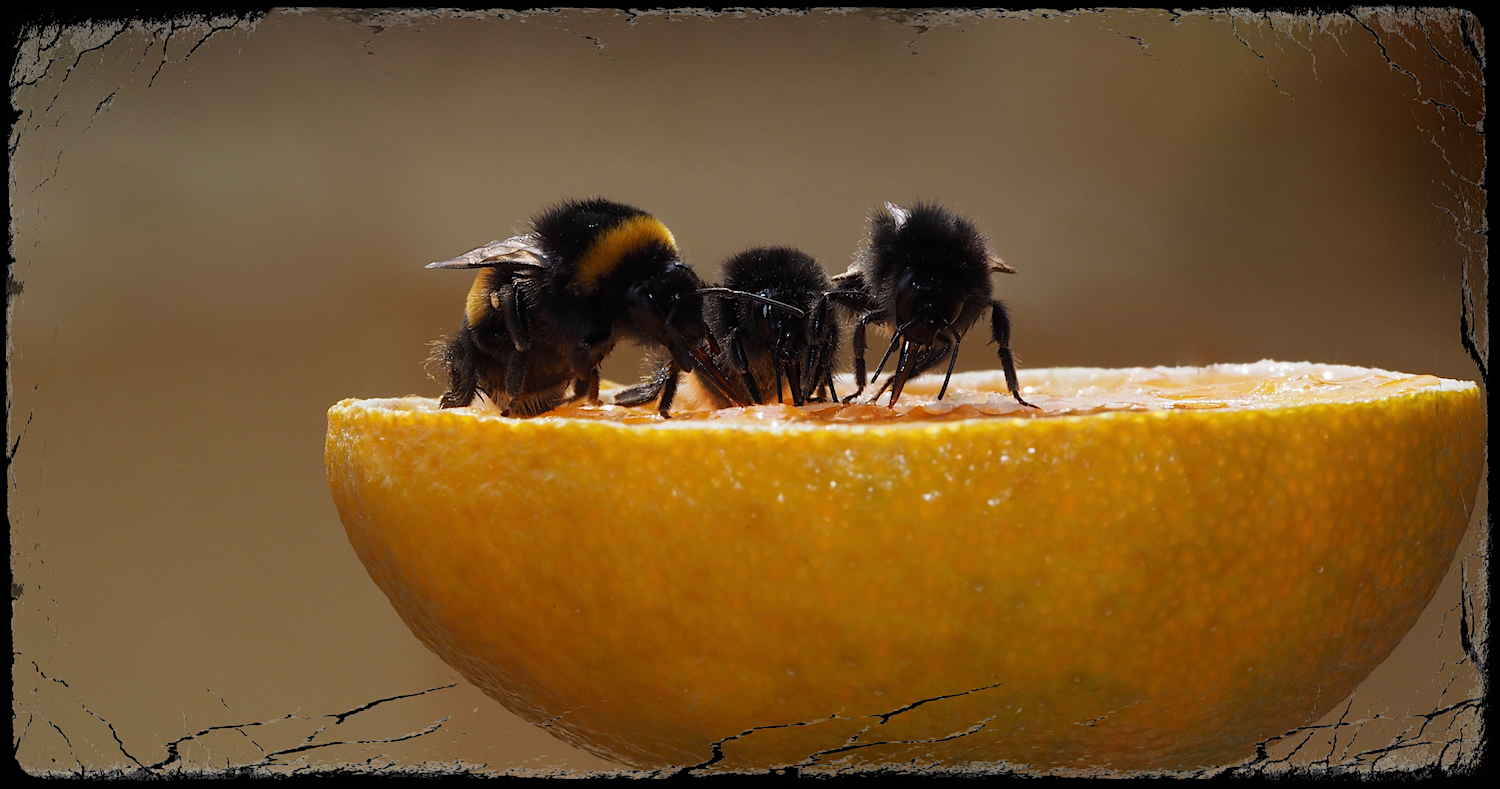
(326, 366, 1484, 772)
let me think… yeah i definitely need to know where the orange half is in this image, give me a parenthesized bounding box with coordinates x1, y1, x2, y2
(325, 362, 1485, 772)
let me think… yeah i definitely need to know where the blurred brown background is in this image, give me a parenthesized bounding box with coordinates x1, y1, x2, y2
(10, 8, 1487, 775)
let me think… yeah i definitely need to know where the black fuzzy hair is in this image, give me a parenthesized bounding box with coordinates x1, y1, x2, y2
(530, 198, 653, 264)
(864, 201, 992, 297)
(716, 246, 830, 311)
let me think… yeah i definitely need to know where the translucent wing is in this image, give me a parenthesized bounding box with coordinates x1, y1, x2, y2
(830, 265, 865, 286)
(427, 234, 549, 270)
(883, 201, 911, 228)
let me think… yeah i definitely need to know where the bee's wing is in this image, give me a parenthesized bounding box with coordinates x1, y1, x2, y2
(883, 201, 911, 228)
(830, 265, 865, 287)
(988, 254, 1017, 274)
(427, 234, 549, 271)
(826, 267, 874, 313)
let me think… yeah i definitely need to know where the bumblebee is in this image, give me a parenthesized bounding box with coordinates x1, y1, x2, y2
(829, 201, 1036, 407)
(428, 198, 751, 417)
(618, 247, 841, 409)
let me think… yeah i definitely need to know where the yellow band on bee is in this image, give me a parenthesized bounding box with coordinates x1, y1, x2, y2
(465, 269, 497, 327)
(571, 215, 677, 294)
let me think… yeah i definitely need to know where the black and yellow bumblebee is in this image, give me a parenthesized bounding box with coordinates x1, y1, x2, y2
(829, 201, 1036, 408)
(428, 198, 756, 417)
(617, 246, 840, 409)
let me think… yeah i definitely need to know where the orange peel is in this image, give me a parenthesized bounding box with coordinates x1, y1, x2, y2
(325, 362, 1485, 772)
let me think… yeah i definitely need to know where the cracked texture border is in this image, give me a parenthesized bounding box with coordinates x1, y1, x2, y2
(8, 6, 1488, 778)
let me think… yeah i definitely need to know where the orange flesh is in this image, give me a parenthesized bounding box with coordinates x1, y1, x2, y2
(478, 362, 1460, 424)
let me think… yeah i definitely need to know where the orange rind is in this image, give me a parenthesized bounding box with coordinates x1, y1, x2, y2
(326, 362, 1485, 772)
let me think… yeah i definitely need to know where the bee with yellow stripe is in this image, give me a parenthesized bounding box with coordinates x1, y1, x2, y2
(428, 198, 756, 416)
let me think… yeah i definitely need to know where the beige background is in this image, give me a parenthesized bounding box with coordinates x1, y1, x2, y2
(10, 8, 1487, 775)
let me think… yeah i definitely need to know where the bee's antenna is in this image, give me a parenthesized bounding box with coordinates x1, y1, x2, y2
(696, 288, 807, 318)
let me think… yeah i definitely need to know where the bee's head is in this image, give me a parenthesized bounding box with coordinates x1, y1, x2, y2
(893, 268, 964, 345)
(628, 260, 710, 344)
(624, 261, 754, 406)
(748, 300, 807, 367)
(626, 261, 729, 379)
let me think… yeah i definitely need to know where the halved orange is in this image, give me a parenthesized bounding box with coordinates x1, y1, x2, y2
(325, 362, 1484, 772)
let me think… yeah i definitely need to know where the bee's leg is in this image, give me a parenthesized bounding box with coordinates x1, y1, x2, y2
(728, 329, 763, 404)
(582, 369, 601, 404)
(824, 286, 871, 314)
(614, 365, 667, 407)
(803, 354, 825, 403)
(439, 383, 475, 409)
(657, 359, 682, 418)
(786, 358, 806, 407)
(812, 336, 839, 403)
(773, 354, 786, 404)
(842, 314, 878, 402)
(856, 316, 879, 383)
(802, 295, 830, 403)
(991, 299, 1035, 408)
(493, 285, 532, 352)
(553, 349, 596, 408)
(807, 294, 831, 349)
(454, 317, 520, 410)
(869, 328, 904, 384)
(565, 363, 601, 404)
(613, 384, 657, 407)
(569, 345, 600, 392)
(870, 340, 900, 401)
(508, 389, 564, 417)
(934, 329, 962, 401)
(823, 286, 873, 399)
(504, 348, 527, 400)
(806, 297, 840, 404)
(438, 329, 480, 408)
